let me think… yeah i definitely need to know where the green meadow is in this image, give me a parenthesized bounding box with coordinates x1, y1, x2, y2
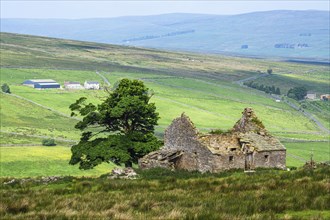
(285, 141, 330, 167)
(0, 146, 114, 178)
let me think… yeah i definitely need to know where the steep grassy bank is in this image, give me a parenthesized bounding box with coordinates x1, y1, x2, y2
(1, 167, 329, 219)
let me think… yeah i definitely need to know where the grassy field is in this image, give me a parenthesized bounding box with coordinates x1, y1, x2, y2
(0, 146, 114, 178)
(285, 142, 330, 167)
(249, 73, 329, 97)
(0, 167, 329, 219)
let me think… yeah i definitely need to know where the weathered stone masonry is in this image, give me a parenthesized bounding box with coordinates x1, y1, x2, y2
(139, 108, 286, 172)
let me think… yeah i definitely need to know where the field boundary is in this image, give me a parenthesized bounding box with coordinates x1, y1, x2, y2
(0, 130, 77, 144)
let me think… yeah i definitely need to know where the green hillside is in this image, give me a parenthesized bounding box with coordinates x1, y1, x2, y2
(0, 32, 329, 171)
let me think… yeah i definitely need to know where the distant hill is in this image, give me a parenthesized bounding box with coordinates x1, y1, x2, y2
(1, 10, 329, 61)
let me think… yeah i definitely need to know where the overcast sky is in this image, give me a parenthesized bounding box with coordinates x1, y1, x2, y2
(1, 1, 329, 19)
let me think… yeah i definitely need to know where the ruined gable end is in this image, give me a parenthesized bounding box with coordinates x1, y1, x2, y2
(164, 113, 199, 149)
(232, 107, 266, 134)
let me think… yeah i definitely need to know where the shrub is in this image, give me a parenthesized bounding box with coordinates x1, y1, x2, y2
(42, 139, 56, 146)
(1, 83, 11, 94)
(251, 117, 265, 128)
(209, 129, 231, 135)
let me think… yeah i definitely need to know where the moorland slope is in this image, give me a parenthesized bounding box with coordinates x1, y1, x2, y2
(1, 10, 329, 60)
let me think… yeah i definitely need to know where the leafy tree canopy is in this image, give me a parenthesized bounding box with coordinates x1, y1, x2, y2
(69, 79, 162, 168)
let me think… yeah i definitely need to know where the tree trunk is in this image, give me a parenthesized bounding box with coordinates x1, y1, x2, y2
(125, 161, 133, 167)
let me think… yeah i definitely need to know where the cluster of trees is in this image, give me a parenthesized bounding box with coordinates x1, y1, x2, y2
(243, 81, 281, 95)
(287, 86, 307, 101)
(69, 79, 162, 169)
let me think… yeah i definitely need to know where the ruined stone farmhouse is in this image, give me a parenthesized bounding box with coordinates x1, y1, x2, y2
(139, 108, 286, 172)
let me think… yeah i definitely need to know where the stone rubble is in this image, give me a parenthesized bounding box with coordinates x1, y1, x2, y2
(108, 167, 138, 179)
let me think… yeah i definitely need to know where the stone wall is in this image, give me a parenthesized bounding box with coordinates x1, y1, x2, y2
(254, 150, 286, 169)
(211, 154, 245, 172)
(164, 113, 198, 149)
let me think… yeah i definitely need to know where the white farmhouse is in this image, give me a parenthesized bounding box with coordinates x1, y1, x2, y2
(64, 81, 83, 90)
(84, 81, 100, 90)
(305, 93, 316, 100)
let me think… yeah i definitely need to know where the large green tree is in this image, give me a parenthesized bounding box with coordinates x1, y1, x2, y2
(69, 79, 162, 169)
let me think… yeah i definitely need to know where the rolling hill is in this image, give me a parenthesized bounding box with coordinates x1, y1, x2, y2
(1, 10, 329, 61)
(1, 32, 329, 171)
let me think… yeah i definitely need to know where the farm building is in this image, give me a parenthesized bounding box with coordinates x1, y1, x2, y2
(320, 94, 330, 101)
(64, 81, 83, 89)
(305, 93, 317, 100)
(22, 79, 60, 89)
(84, 81, 100, 90)
(139, 108, 286, 173)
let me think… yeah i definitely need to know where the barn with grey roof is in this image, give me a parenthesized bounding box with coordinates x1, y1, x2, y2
(22, 79, 60, 89)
